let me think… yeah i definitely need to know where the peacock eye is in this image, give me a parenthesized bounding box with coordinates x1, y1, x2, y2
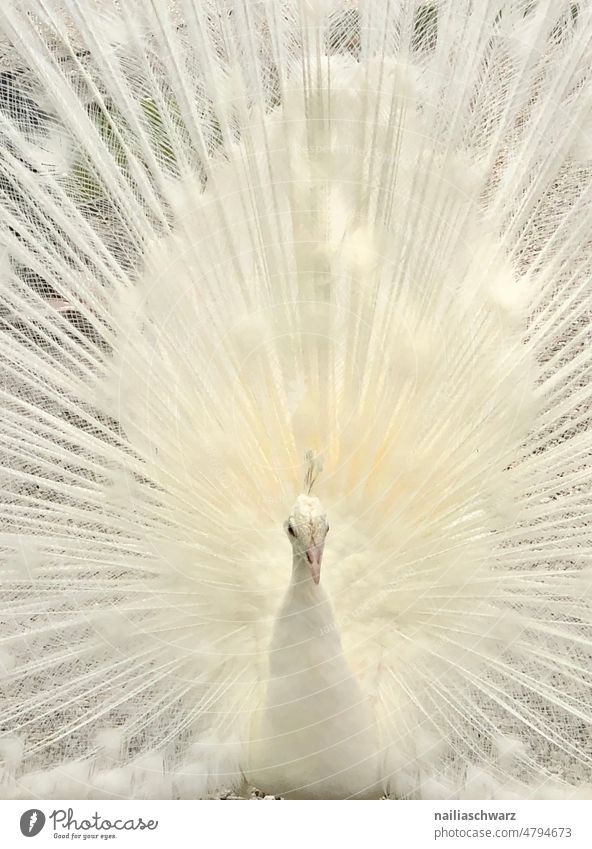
(287, 523, 296, 537)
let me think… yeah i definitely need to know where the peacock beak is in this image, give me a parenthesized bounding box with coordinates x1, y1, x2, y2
(306, 544, 324, 584)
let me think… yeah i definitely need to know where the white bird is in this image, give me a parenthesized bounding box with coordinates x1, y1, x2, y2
(248, 494, 381, 799)
(0, 0, 591, 800)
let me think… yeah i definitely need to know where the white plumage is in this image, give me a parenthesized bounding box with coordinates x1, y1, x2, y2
(249, 494, 382, 799)
(0, 0, 591, 799)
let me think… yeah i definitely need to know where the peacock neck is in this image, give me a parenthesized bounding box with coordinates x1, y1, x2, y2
(247, 551, 382, 798)
(279, 553, 336, 635)
(290, 553, 324, 595)
(265, 553, 354, 690)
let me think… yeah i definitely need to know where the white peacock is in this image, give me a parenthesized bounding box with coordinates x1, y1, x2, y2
(0, 0, 590, 800)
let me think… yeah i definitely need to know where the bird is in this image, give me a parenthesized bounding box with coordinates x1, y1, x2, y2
(248, 493, 382, 799)
(0, 0, 591, 800)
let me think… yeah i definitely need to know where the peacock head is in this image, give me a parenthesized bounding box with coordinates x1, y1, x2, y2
(285, 494, 329, 585)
